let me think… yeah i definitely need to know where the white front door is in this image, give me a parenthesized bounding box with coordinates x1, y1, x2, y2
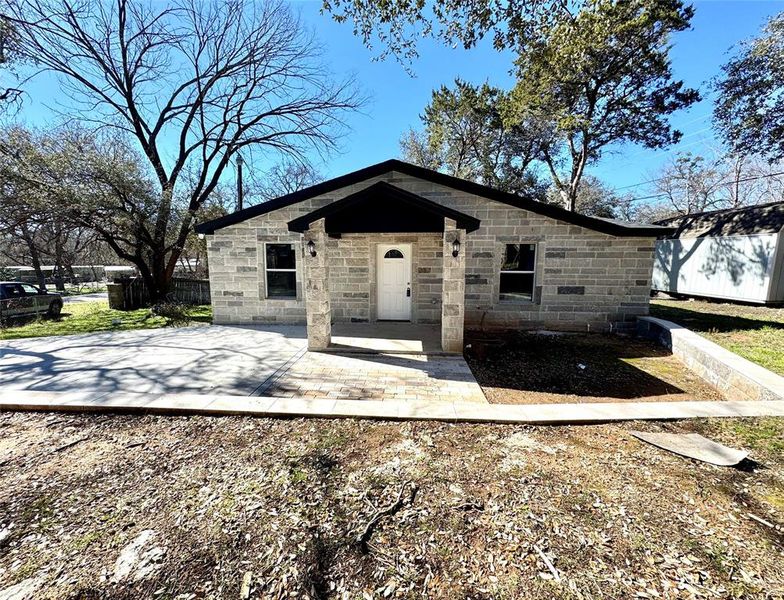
(377, 244, 412, 320)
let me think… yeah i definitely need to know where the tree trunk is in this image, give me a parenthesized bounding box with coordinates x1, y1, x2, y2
(144, 254, 170, 304)
(53, 220, 66, 292)
(131, 256, 162, 305)
(20, 223, 47, 291)
(557, 186, 577, 212)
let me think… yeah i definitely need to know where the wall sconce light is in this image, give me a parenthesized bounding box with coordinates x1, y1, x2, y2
(452, 238, 461, 257)
(307, 239, 316, 257)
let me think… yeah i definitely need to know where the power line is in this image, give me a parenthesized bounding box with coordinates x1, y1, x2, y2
(675, 112, 713, 127)
(617, 131, 716, 164)
(622, 169, 784, 204)
(615, 144, 721, 191)
(606, 117, 716, 172)
(614, 177, 661, 192)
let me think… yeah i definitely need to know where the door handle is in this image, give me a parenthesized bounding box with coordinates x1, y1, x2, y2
(406, 287, 411, 297)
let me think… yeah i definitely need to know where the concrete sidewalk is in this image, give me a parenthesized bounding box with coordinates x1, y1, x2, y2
(1, 389, 782, 424)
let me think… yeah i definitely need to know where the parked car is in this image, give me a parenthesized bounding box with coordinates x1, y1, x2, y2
(0, 281, 63, 320)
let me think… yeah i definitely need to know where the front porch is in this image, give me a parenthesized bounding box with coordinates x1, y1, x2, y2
(329, 322, 442, 354)
(288, 181, 481, 353)
(256, 342, 486, 403)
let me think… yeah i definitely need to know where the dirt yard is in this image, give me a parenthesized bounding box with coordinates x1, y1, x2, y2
(1, 412, 782, 599)
(466, 331, 723, 404)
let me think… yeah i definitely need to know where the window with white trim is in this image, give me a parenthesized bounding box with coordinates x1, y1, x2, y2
(265, 243, 297, 298)
(499, 244, 536, 301)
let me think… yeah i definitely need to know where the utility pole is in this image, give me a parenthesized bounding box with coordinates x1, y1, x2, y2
(236, 154, 244, 211)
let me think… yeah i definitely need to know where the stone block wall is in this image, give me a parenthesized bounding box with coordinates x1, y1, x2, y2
(326, 233, 442, 324)
(207, 176, 384, 324)
(386, 172, 655, 333)
(206, 170, 656, 332)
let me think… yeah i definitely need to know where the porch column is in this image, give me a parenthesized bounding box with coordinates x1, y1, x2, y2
(303, 218, 331, 350)
(441, 217, 466, 353)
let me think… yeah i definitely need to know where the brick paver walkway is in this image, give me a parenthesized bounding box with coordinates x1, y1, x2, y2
(257, 350, 487, 403)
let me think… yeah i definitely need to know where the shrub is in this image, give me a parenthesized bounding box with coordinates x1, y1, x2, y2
(149, 302, 192, 327)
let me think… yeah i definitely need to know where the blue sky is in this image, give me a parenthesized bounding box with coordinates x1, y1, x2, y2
(295, 0, 783, 201)
(12, 0, 783, 204)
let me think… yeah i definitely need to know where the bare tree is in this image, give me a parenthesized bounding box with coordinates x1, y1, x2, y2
(0, 136, 50, 288)
(653, 153, 725, 215)
(253, 160, 322, 203)
(649, 151, 784, 217)
(399, 128, 441, 171)
(3, 0, 360, 301)
(0, 17, 23, 109)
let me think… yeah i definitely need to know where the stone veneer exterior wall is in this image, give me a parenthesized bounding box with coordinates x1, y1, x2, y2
(206, 171, 655, 332)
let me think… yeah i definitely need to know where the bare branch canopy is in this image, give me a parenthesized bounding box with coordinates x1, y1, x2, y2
(2, 0, 361, 299)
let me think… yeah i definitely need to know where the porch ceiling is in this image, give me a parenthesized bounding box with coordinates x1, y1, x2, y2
(287, 181, 481, 235)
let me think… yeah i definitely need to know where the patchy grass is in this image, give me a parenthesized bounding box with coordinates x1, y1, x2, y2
(702, 417, 784, 454)
(650, 298, 784, 376)
(466, 331, 723, 403)
(0, 413, 782, 598)
(0, 301, 212, 340)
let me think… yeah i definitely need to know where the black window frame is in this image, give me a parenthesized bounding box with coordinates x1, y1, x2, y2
(264, 242, 297, 299)
(499, 243, 537, 303)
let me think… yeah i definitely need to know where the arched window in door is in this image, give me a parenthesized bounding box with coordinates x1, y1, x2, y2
(384, 249, 404, 259)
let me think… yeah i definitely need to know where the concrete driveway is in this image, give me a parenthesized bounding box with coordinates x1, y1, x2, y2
(0, 325, 308, 396)
(0, 324, 485, 402)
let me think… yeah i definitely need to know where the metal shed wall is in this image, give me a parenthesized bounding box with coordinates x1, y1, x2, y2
(770, 229, 784, 302)
(652, 233, 783, 304)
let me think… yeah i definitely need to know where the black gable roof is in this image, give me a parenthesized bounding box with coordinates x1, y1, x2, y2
(287, 181, 481, 234)
(656, 201, 784, 238)
(195, 159, 671, 237)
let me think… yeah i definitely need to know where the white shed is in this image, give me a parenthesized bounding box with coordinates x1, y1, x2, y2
(652, 201, 784, 304)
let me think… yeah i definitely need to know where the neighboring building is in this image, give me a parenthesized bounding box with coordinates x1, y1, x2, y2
(652, 201, 784, 305)
(0, 265, 135, 283)
(196, 160, 669, 352)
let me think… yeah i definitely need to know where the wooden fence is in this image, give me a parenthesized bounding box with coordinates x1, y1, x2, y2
(172, 277, 211, 305)
(113, 277, 211, 310)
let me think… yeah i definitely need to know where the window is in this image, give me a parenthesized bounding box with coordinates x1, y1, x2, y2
(21, 284, 40, 295)
(265, 243, 297, 298)
(0, 284, 24, 299)
(500, 244, 536, 301)
(383, 249, 404, 259)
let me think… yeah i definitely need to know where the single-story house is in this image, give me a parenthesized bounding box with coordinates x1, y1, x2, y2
(652, 201, 784, 304)
(196, 160, 670, 352)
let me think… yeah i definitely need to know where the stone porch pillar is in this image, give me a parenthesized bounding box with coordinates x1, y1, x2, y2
(303, 218, 331, 350)
(441, 218, 466, 353)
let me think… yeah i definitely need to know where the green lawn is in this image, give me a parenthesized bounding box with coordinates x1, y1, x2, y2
(0, 301, 212, 340)
(650, 298, 784, 376)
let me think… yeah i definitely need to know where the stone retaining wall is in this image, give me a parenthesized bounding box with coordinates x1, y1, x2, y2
(637, 316, 784, 401)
